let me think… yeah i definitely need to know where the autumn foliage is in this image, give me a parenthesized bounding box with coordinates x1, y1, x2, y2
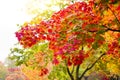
(15, 0, 120, 79)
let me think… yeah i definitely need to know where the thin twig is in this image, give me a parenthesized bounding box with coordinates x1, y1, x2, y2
(107, 4, 120, 27)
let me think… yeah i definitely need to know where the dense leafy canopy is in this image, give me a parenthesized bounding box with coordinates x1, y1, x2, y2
(13, 0, 120, 79)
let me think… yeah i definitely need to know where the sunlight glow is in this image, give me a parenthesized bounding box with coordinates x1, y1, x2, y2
(0, 0, 34, 63)
(0, 0, 62, 63)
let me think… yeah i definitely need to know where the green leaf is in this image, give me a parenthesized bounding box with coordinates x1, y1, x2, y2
(95, 34, 105, 41)
(97, 30, 106, 34)
(92, 42, 99, 50)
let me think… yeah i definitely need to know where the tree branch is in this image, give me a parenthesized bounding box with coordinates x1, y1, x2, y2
(87, 53, 105, 70)
(87, 25, 120, 33)
(104, 25, 120, 32)
(71, 65, 75, 74)
(78, 53, 105, 80)
(66, 66, 74, 80)
(76, 64, 80, 80)
(106, 28, 120, 32)
(65, 60, 74, 80)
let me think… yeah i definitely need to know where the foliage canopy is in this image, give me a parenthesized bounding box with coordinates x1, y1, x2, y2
(10, 0, 120, 80)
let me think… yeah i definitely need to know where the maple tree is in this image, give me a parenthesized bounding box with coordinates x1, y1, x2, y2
(14, 0, 120, 80)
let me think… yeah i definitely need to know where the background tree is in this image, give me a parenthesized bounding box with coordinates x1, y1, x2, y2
(4, 57, 16, 68)
(0, 61, 8, 80)
(5, 71, 28, 80)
